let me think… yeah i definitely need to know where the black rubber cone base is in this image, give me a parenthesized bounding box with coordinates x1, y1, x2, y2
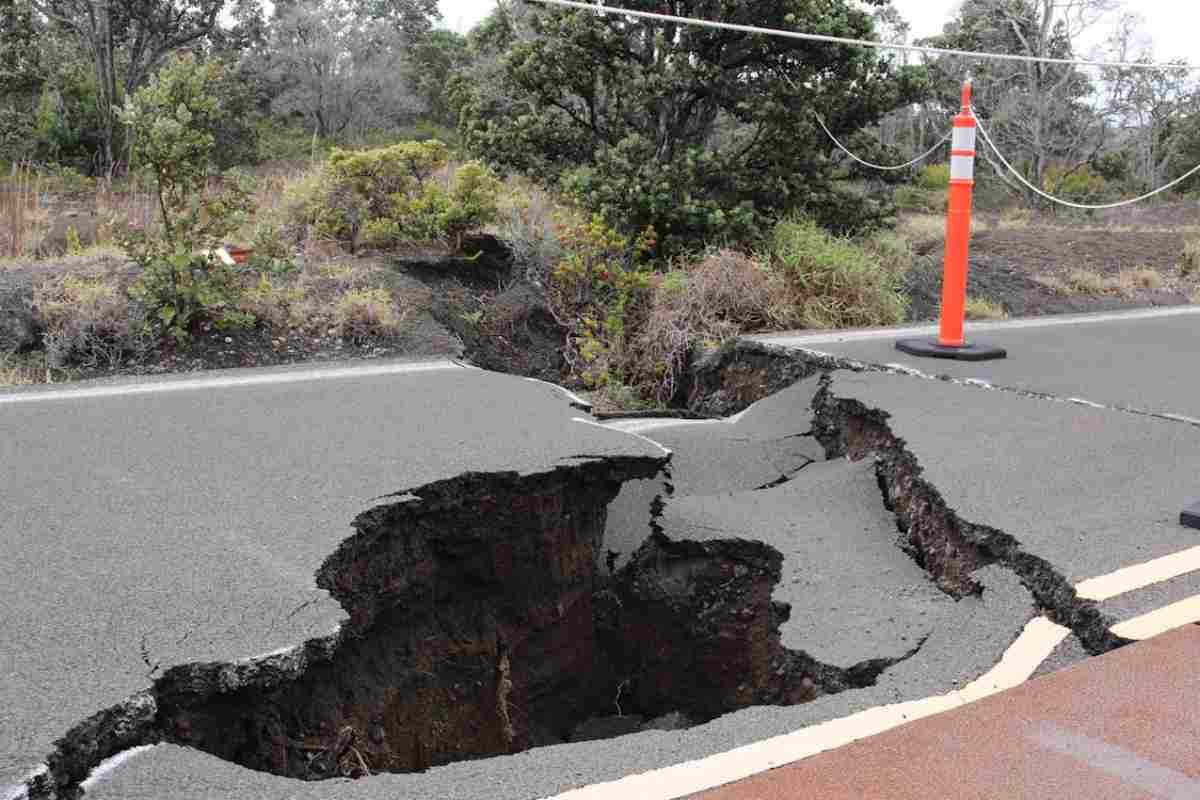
(896, 338, 1007, 362)
(1182, 501, 1200, 530)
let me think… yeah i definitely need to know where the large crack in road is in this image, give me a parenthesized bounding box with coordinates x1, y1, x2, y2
(18, 344, 1157, 800)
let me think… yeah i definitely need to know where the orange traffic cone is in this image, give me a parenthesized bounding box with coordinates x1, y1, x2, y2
(897, 80, 1006, 362)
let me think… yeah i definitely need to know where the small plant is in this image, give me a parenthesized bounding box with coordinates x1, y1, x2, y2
(65, 225, 84, 256)
(964, 296, 1009, 321)
(335, 287, 404, 343)
(238, 273, 307, 329)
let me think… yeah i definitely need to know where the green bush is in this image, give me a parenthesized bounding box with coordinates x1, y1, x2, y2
(894, 185, 939, 213)
(298, 141, 500, 252)
(770, 217, 909, 329)
(1043, 165, 1109, 202)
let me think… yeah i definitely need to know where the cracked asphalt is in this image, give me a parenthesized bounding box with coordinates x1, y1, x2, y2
(9, 305, 1200, 800)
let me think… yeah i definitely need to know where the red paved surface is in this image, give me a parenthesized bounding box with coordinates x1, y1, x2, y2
(692, 625, 1200, 800)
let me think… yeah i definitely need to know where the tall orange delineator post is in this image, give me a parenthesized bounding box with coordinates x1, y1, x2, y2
(897, 80, 1006, 362)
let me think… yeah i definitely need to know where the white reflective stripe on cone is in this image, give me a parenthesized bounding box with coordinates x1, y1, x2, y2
(952, 126, 977, 151)
(951, 155, 975, 181)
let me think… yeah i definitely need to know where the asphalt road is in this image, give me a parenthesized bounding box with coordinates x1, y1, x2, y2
(11, 305, 1200, 800)
(0, 360, 665, 794)
(754, 306, 1200, 420)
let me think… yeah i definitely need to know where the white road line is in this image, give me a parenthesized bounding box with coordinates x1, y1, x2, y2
(749, 305, 1200, 347)
(1076, 545, 1200, 601)
(550, 538, 1200, 800)
(546, 618, 1069, 800)
(1112, 596, 1200, 640)
(0, 360, 463, 405)
(571, 417, 673, 457)
(78, 746, 156, 793)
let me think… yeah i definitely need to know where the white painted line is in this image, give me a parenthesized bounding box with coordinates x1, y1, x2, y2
(523, 377, 593, 411)
(571, 417, 672, 457)
(0, 360, 463, 405)
(603, 418, 729, 435)
(78, 745, 156, 793)
(1112, 595, 1200, 640)
(1075, 546, 1200, 601)
(545, 617, 1068, 800)
(750, 305, 1200, 347)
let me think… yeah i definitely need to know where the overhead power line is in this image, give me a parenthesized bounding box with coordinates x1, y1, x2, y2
(525, 0, 1199, 72)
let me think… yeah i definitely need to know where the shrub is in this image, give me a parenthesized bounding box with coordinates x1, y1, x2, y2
(1043, 165, 1109, 202)
(299, 142, 501, 252)
(769, 217, 909, 329)
(36, 274, 150, 368)
(335, 287, 404, 343)
(894, 185, 939, 213)
(495, 180, 565, 286)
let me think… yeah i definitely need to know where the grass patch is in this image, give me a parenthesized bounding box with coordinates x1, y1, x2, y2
(1181, 238, 1200, 277)
(897, 214, 944, 255)
(964, 296, 1009, 320)
(1062, 269, 1117, 295)
(771, 217, 909, 329)
(35, 273, 150, 369)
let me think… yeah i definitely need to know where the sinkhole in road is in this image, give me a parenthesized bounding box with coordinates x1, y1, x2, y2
(34, 348, 1127, 798)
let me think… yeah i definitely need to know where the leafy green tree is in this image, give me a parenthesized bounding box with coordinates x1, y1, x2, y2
(120, 53, 254, 341)
(458, 0, 926, 254)
(409, 29, 471, 127)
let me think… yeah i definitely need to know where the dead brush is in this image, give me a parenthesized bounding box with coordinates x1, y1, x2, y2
(35, 273, 151, 369)
(626, 250, 786, 405)
(1181, 238, 1200, 277)
(0, 163, 41, 259)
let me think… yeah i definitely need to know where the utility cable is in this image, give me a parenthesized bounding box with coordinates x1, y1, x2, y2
(972, 108, 1200, 210)
(814, 114, 952, 171)
(526, 0, 1200, 72)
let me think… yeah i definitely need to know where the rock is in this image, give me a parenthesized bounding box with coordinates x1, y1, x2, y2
(640, 711, 694, 732)
(36, 212, 101, 257)
(0, 284, 42, 353)
(569, 715, 645, 743)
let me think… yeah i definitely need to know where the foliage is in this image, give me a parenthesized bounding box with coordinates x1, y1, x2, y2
(1042, 165, 1110, 202)
(238, 272, 307, 329)
(919, 164, 951, 190)
(1181, 238, 1200, 277)
(35, 273, 150, 368)
(298, 141, 500, 251)
(770, 217, 909, 328)
(546, 214, 656, 388)
(119, 53, 256, 341)
(459, 0, 927, 255)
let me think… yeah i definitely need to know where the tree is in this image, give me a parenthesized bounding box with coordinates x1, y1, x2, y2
(264, 0, 423, 140)
(458, 0, 926, 254)
(29, 0, 226, 176)
(120, 53, 254, 341)
(919, 0, 1118, 205)
(408, 28, 471, 128)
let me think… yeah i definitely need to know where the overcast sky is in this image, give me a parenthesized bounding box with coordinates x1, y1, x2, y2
(436, 0, 1194, 62)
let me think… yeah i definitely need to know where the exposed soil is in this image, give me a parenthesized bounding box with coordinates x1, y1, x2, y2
(906, 220, 1200, 321)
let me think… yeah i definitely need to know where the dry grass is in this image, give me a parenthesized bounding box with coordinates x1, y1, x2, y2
(1181, 238, 1200, 277)
(964, 296, 1009, 320)
(1063, 269, 1118, 295)
(335, 287, 406, 344)
(1192, 286, 1200, 305)
(1117, 267, 1164, 292)
(0, 164, 45, 258)
(35, 272, 150, 369)
(897, 214, 945, 254)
